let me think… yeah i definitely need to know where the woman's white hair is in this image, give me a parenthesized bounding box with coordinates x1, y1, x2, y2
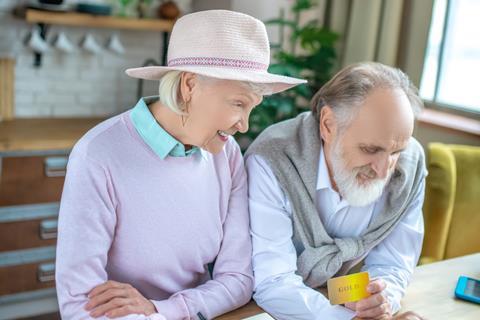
(158, 71, 270, 115)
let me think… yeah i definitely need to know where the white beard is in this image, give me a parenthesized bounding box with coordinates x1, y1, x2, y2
(330, 138, 393, 207)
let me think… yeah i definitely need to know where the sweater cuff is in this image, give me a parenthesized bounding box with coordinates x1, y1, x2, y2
(151, 297, 189, 320)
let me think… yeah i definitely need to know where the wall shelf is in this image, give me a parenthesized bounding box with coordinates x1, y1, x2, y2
(24, 9, 175, 32)
(17, 8, 172, 68)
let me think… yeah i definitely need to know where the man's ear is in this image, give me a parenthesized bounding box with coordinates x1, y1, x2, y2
(319, 105, 337, 143)
(179, 72, 197, 102)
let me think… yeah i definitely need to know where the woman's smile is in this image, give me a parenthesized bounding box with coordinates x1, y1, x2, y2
(217, 130, 230, 142)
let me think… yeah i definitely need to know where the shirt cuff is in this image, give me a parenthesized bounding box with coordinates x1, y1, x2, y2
(379, 278, 403, 314)
(151, 297, 189, 320)
(389, 297, 401, 314)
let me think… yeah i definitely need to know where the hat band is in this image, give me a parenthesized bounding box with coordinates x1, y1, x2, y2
(168, 57, 268, 71)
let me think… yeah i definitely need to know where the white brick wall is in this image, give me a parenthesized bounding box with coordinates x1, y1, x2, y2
(0, 0, 191, 118)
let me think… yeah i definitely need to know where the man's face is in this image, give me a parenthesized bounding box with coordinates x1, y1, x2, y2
(324, 88, 415, 207)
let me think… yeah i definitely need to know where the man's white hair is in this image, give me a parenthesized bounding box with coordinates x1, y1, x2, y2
(310, 62, 423, 131)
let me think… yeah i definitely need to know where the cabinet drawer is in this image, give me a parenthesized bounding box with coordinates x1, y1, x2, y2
(0, 261, 56, 296)
(0, 219, 57, 252)
(0, 247, 56, 296)
(0, 203, 59, 253)
(0, 155, 68, 206)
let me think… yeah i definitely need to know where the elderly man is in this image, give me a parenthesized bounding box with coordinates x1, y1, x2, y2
(245, 62, 427, 320)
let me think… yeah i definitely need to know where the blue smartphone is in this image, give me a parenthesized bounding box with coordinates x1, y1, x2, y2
(455, 276, 480, 304)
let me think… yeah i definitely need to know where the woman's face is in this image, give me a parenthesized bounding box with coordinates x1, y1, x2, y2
(183, 74, 263, 154)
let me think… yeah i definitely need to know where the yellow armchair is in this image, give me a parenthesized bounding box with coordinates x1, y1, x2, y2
(420, 143, 480, 264)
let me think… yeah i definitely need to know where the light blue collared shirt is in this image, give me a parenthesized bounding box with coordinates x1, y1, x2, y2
(130, 96, 202, 159)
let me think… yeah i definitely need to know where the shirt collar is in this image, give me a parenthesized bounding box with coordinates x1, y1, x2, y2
(316, 145, 335, 191)
(130, 96, 206, 160)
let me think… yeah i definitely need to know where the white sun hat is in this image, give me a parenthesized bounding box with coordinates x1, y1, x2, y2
(125, 9, 307, 94)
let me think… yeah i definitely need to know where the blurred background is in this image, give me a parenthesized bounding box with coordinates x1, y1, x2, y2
(0, 0, 479, 319)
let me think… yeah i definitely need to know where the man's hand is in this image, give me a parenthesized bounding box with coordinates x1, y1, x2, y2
(346, 278, 392, 319)
(85, 280, 157, 318)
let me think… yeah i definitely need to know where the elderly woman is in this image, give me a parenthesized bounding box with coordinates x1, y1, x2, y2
(55, 9, 305, 320)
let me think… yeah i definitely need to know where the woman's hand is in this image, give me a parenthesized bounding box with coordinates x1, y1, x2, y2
(85, 280, 157, 318)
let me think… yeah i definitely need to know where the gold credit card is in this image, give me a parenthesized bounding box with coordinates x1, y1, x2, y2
(327, 271, 371, 305)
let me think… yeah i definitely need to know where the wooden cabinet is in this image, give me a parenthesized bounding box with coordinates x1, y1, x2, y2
(0, 151, 68, 320)
(0, 118, 104, 319)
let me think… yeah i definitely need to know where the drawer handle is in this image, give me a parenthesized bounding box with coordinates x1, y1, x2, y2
(38, 263, 55, 283)
(44, 156, 68, 177)
(40, 219, 58, 239)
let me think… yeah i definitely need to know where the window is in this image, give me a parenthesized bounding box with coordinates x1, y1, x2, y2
(420, 0, 480, 115)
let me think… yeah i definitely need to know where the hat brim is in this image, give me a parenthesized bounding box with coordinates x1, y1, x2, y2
(125, 66, 307, 94)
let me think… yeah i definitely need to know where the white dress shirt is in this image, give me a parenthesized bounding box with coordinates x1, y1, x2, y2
(246, 147, 425, 320)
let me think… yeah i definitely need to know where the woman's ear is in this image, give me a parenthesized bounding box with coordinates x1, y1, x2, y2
(179, 72, 197, 102)
(319, 105, 337, 143)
